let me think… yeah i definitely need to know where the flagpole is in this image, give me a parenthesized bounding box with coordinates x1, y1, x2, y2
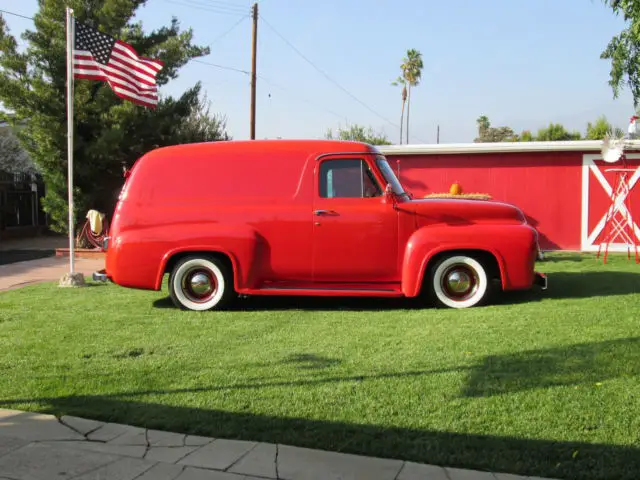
(66, 7, 75, 274)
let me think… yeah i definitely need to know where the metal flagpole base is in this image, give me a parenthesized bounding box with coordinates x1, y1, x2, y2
(58, 272, 86, 288)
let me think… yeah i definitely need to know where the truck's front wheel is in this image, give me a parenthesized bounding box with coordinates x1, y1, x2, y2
(428, 255, 491, 308)
(169, 255, 235, 311)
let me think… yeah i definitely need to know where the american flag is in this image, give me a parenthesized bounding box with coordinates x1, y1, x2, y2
(73, 20, 163, 108)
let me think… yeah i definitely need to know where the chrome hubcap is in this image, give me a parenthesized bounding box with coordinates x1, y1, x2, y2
(190, 273, 213, 297)
(441, 264, 479, 301)
(446, 270, 471, 293)
(182, 268, 217, 303)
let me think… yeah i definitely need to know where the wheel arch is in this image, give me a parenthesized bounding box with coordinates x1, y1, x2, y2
(418, 248, 505, 297)
(156, 248, 238, 291)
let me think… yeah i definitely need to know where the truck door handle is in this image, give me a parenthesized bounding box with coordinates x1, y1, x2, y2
(314, 209, 338, 216)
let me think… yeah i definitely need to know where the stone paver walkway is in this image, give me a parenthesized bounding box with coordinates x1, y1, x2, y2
(0, 409, 555, 480)
(0, 256, 104, 291)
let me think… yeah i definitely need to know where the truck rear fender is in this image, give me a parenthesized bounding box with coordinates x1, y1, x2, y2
(154, 224, 263, 291)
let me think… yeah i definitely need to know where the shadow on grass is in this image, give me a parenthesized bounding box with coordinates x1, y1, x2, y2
(152, 271, 640, 312)
(3, 338, 640, 478)
(499, 271, 640, 305)
(153, 295, 423, 312)
(279, 353, 342, 370)
(463, 336, 640, 397)
(0, 391, 636, 480)
(539, 253, 586, 263)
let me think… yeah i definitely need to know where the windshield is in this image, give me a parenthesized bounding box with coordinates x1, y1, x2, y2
(375, 155, 406, 196)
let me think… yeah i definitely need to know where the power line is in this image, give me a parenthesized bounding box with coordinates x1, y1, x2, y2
(161, 0, 248, 16)
(189, 59, 353, 123)
(206, 14, 249, 48)
(1, 5, 411, 141)
(0, 7, 250, 77)
(196, 0, 252, 13)
(258, 74, 350, 123)
(193, 58, 250, 75)
(180, 0, 249, 14)
(260, 15, 400, 131)
(0, 9, 35, 21)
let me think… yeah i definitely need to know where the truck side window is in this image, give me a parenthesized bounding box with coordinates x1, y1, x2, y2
(319, 159, 382, 198)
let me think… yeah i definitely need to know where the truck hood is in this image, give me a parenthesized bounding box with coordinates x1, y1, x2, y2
(398, 198, 527, 226)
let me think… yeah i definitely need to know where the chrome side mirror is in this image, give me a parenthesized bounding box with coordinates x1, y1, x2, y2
(383, 184, 396, 204)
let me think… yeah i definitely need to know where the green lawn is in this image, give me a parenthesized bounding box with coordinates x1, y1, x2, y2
(1, 253, 639, 480)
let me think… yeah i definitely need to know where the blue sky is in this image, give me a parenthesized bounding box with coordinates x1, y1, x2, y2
(1, 0, 636, 143)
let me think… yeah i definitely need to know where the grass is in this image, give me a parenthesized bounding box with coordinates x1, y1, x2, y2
(1, 252, 639, 479)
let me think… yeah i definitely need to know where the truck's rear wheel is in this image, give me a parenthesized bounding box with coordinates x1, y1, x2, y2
(428, 255, 491, 308)
(169, 256, 235, 311)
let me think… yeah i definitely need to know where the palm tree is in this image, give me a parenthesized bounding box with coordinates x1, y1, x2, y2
(391, 76, 407, 144)
(402, 49, 423, 144)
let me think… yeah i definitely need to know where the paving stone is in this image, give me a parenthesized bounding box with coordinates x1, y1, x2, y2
(73, 456, 156, 480)
(87, 422, 145, 442)
(178, 439, 257, 470)
(0, 409, 29, 419)
(60, 415, 105, 436)
(177, 467, 247, 480)
(145, 445, 200, 464)
(185, 434, 215, 446)
(0, 436, 30, 459)
(446, 467, 499, 480)
(277, 444, 404, 480)
(398, 461, 449, 480)
(0, 441, 119, 479)
(228, 442, 277, 478)
(107, 429, 149, 446)
(43, 439, 147, 458)
(148, 429, 187, 446)
(0, 409, 84, 442)
(136, 463, 186, 480)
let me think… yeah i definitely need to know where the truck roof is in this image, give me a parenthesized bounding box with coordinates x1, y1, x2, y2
(145, 139, 381, 160)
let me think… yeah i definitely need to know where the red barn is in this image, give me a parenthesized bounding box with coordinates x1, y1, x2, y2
(379, 141, 640, 252)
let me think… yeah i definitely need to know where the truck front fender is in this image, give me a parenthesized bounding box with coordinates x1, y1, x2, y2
(401, 224, 536, 297)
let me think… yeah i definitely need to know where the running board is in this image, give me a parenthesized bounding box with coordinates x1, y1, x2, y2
(247, 287, 404, 298)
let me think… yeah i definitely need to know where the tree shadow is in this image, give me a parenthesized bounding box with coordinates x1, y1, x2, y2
(153, 295, 424, 312)
(462, 337, 640, 398)
(3, 336, 640, 479)
(1, 391, 637, 480)
(500, 271, 640, 304)
(279, 353, 342, 370)
(540, 253, 586, 263)
(151, 270, 640, 311)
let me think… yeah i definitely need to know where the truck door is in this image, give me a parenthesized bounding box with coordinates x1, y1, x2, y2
(312, 155, 399, 283)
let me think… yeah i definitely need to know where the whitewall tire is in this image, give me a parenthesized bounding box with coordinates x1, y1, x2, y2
(429, 255, 490, 309)
(169, 256, 234, 311)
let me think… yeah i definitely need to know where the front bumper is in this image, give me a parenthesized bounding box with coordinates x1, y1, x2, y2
(534, 272, 547, 290)
(92, 269, 109, 282)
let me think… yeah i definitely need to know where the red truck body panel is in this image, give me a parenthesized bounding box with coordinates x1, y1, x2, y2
(104, 139, 542, 304)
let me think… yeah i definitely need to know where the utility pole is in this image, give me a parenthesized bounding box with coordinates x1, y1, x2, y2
(437, 125, 440, 144)
(250, 2, 258, 140)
